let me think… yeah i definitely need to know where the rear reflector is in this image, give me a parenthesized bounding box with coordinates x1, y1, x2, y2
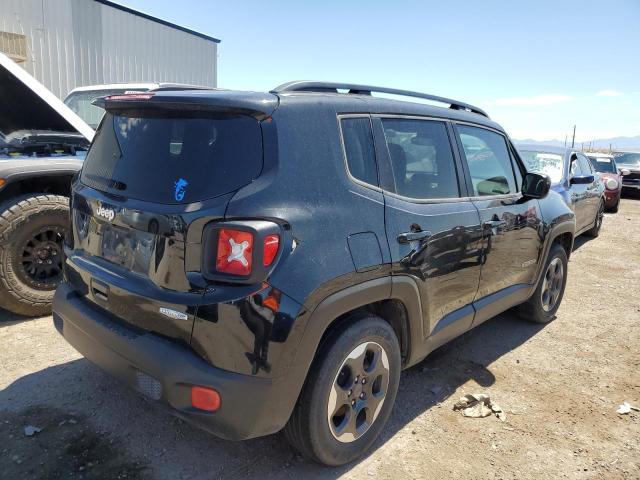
(216, 229, 253, 276)
(263, 234, 280, 266)
(191, 386, 221, 412)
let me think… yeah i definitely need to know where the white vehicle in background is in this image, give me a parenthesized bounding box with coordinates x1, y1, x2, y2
(64, 83, 211, 130)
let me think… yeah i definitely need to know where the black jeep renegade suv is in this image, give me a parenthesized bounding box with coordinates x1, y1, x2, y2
(53, 81, 575, 466)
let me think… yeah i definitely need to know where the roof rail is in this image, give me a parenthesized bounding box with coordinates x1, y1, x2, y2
(271, 81, 489, 118)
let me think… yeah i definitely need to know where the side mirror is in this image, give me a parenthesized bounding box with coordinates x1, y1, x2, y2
(620, 168, 631, 176)
(522, 172, 551, 199)
(570, 174, 594, 185)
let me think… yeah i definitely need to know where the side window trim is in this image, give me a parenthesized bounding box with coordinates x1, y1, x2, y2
(337, 114, 381, 190)
(452, 121, 521, 199)
(506, 141, 525, 192)
(371, 114, 464, 203)
(448, 121, 473, 198)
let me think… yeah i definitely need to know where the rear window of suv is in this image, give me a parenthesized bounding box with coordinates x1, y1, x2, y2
(81, 111, 263, 204)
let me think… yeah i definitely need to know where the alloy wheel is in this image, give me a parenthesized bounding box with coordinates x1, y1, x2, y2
(541, 257, 564, 312)
(19, 226, 65, 289)
(327, 341, 390, 443)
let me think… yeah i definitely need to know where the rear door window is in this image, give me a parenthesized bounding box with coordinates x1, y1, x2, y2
(81, 111, 263, 204)
(381, 118, 460, 199)
(457, 125, 517, 196)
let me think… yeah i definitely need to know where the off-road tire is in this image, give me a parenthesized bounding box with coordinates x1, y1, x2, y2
(518, 243, 568, 324)
(284, 315, 401, 466)
(0, 194, 69, 316)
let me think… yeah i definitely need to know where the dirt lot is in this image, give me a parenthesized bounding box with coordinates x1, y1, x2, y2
(1, 198, 639, 480)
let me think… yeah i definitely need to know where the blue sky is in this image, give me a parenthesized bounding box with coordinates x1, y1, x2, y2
(117, 0, 640, 142)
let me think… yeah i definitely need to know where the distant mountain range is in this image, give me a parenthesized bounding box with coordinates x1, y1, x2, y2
(514, 135, 640, 151)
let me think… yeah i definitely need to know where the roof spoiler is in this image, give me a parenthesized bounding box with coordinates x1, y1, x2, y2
(94, 91, 276, 121)
(271, 80, 489, 118)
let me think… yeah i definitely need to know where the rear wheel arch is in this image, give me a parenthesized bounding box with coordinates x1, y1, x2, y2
(553, 231, 574, 260)
(285, 276, 421, 417)
(300, 277, 420, 370)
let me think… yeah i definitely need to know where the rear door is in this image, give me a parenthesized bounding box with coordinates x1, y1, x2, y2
(577, 152, 601, 223)
(376, 116, 483, 342)
(453, 123, 544, 312)
(568, 153, 590, 231)
(67, 108, 264, 341)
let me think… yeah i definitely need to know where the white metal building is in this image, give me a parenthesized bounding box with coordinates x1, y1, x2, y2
(0, 0, 219, 99)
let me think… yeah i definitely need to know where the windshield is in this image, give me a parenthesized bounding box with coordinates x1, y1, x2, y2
(614, 152, 640, 167)
(588, 156, 616, 173)
(64, 89, 138, 129)
(519, 150, 564, 184)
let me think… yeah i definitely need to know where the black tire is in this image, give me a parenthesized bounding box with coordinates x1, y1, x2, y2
(284, 315, 401, 466)
(608, 199, 620, 213)
(519, 243, 568, 324)
(586, 199, 604, 237)
(0, 194, 69, 316)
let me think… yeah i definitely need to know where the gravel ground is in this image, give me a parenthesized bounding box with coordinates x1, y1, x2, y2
(1, 198, 639, 480)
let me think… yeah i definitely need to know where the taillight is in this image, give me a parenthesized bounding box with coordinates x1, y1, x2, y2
(263, 234, 280, 266)
(204, 220, 283, 283)
(216, 229, 254, 276)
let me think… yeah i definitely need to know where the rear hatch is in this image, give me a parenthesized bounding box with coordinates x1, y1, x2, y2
(66, 91, 276, 343)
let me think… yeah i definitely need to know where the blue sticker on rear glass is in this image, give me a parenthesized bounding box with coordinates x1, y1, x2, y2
(174, 178, 188, 201)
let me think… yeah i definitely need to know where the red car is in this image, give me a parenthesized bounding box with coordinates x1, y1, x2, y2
(587, 153, 623, 212)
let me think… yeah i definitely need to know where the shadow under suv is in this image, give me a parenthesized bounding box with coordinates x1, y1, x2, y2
(53, 81, 576, 466)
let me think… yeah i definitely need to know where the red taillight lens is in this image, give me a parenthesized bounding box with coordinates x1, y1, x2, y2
(263, 234, 280, 266)
(191, 386, 221, 412)
(216, 229, 253, 276)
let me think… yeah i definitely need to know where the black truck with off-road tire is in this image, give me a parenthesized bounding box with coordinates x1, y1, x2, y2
(0, 53, 92, 316)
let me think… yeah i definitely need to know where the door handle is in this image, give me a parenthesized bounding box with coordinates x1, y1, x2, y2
(483, 220, 507, 229)
(91, 278, 109, 302)
(397, 230, 432, 244)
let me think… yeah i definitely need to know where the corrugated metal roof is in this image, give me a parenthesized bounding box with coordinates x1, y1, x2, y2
(94, 0, 221, 43)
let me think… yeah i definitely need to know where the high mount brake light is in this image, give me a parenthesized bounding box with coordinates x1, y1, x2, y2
(105, 93, 154, 101)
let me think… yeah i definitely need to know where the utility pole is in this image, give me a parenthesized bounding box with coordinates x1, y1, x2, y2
(571, 125, 576, 148)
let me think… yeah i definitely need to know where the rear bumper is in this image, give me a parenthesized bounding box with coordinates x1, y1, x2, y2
(52, 283, 295, 440)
